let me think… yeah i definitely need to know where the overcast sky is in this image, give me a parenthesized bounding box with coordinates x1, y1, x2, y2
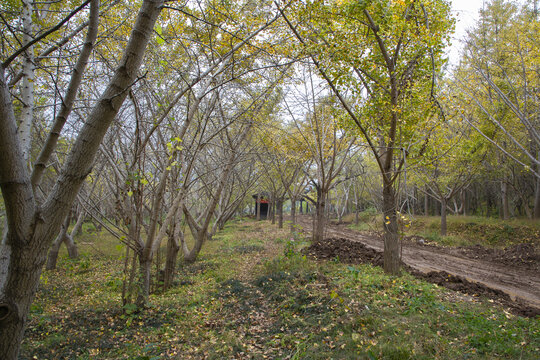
(447, 0, 485, 65)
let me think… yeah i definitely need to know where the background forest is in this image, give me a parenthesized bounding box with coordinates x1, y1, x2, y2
(0, 0, 539, 358)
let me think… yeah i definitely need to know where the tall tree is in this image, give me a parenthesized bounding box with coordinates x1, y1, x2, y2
(0, 1, 164, 357)
(453, 0, 540, 217)
(279, 0, 453, 273)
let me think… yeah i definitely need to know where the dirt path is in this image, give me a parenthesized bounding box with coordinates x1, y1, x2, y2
(295, 216, 540, 311)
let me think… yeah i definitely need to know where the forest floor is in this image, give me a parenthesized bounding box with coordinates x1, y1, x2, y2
(296, 215, 540, 317)
(21, 218, 539, 359)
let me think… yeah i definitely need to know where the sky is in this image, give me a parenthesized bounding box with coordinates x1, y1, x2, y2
(447, 0, 485, 65)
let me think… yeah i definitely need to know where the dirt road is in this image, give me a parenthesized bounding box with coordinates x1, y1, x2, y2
(295, 216, 540, 312)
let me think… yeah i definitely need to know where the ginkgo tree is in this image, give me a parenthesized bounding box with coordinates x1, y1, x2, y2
(411, 110, 485, 235)
(279, 0, 454, 274)
(452, 0, 540, 217)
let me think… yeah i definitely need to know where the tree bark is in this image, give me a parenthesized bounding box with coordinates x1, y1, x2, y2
(313, 188, 327, 242)
(534, 175, 540, 219)
(501, 180, 510, 220)
(136, 259, 151, 308)
(440, 197, 448, 236)
(163, 221, 181, 290)
(460, 190, 467, 216)
(382, 183, 400, 275)
(290, 197, 296, 233)
(18, 0, 35, 165)
(256, 194, 261, 220)
(277, 199, 283, 229)
(71, 210, 85, 237)
(424, 186, 429, 215)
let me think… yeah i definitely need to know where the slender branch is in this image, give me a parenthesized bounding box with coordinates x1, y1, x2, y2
(2, 0, 93, 68)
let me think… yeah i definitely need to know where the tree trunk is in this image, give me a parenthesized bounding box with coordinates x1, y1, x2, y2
(424, 186, 429, 216)
(136, 258, 151, 308)
(163, 224, 180, 290)
(0, 244, 46, 359)
(45, 236, 62, 271)
(290, 197, 296, 233)
(501, 180, 510, 220)
(256, 194, 261, 220)
(460, 190, 467, 216)
(71, 210, 85, 237)
(182, 230, 206, 263)
(382, 183, 400, 275)
(313, 189, 326, 242)
(440, 197, 448, 236)
(534, 176, 540, 219)
(277, 199, 283, 229)
(45, 213, 77, 270)
(270, 200, 276, 224)
(18, 0, 35, 164)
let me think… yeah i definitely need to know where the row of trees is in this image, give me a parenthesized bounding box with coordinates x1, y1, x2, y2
(0, 0, 538, 357)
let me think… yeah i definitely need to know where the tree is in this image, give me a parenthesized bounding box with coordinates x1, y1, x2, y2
(452, 0, 540, 217)
(283, 72, 355, 242)
(0, 1, 164, 357)
(412, 111, 483, 235)
(279, 0, 454, 273)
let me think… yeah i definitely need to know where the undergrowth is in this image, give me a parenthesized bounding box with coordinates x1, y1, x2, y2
(21, 219, 539, 359)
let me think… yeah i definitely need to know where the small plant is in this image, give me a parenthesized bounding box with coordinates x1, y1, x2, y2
(284, 240, 295, 258)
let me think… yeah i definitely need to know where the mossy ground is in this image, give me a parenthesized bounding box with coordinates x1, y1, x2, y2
(21, 218, 539, 359)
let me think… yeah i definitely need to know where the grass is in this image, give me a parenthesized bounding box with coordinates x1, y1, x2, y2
(21, 218, 539, 359)
(347, 210, 540, 248)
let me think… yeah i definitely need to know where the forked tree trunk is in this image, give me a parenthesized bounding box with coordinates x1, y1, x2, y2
(182, 230, 206, 263)
(382, 183, 400, 275)
(46, 214, 78, 270)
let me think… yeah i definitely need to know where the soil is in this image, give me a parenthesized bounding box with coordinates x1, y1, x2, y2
(297, 216, 540, 318)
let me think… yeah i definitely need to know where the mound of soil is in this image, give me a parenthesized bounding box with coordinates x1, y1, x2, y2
(305, 237, 540, 318)
(304, 237, 383, 267)
(456, 243, 540, 272)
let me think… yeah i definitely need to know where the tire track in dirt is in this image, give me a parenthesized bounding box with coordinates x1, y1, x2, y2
(295, 216, 540, 311)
